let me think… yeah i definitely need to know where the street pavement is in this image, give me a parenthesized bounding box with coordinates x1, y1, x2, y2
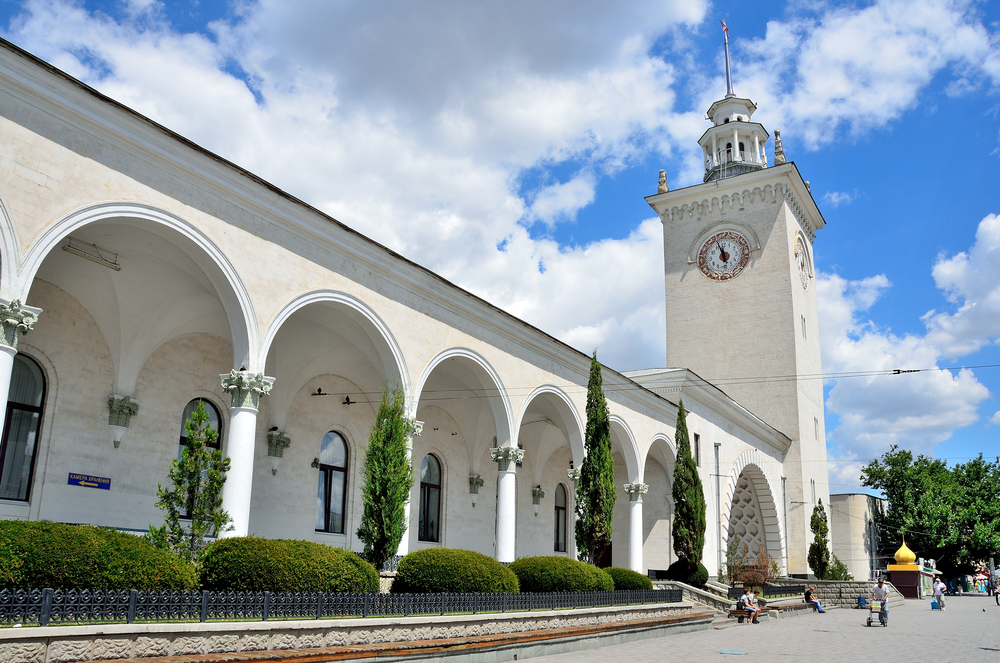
(525, 594, 1000, 662)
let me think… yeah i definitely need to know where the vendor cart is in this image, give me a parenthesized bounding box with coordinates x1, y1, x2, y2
(866, 600, 887, 627)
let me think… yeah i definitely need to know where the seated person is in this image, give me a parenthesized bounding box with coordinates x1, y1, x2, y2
(804, 586, 825, 613)
(737, 588, 760, 624)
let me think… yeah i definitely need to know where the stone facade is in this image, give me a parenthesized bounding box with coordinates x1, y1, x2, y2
(830, 493, 885, 582)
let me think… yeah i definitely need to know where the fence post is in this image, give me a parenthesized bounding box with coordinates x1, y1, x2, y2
(528, 593, 533, 612)
(127, 589, 138, 624)
(440, 593, 445, 616)
(200, 591, 209, 623)
(473, 593, 478, 615)
(263, 591, 271, 622)
(316, 593, 324, 621)
(363, 592, 370, 619)
(405, 594, 410, 617)
(40, 588, 53, 627)
(502, 593, 507, 614)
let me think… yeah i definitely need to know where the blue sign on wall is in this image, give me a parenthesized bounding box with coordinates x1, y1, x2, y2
(68, 473, 111, 490)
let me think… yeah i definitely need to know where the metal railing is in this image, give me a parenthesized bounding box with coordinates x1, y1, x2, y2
(707, 150, 766, 167)
(0, 587, 683, 627)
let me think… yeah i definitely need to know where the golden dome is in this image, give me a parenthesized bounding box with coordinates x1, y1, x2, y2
(894, 538, 916, 565)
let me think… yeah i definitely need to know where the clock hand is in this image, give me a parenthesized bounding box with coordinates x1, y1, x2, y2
(717, 242, 729, 263)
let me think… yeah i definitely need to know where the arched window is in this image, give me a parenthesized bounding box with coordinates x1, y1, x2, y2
(315, 431, 348, 534)
(554, 483, 568, 552)
(725, 142, 733, 160)
(418, 454, 441, 542)
(178, 398, 223, 518)
(0, 355, 45, 501)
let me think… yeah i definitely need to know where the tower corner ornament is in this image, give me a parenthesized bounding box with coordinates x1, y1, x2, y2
(0, 299, 38, 349)
(221, 370, 273, 409)
(490, 446, 525, 472)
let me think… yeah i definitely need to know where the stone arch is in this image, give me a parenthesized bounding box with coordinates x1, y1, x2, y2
(412, 347, 513, 449)
(513, 385, 584, 467)
(608, 414, 641, 483)
(17, 202, 257, 384)
(0, 191, 22, 300)
(722, 448, 785, 571)
(259, 289, 410, 428)
(641, 432, 677, 480)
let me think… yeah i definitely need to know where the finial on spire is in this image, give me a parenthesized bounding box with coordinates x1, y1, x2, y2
(721, 20, 734, 98)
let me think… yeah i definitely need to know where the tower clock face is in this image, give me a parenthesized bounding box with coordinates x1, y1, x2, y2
(698, 231, 751, 281)
(795, 237, 810, 290)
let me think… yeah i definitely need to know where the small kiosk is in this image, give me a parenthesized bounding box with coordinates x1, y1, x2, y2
(887, 539, 935, 598)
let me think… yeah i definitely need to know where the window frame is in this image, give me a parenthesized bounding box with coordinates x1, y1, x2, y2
(315, 430, 349, 535)
(418, 453, 442, 543)
(0, 354, 46, 503)
(177, 398, 224, 519)
(554, 483, 568, 553)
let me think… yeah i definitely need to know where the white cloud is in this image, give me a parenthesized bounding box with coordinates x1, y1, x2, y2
(822, 191, 855, 207)
(990, 411, 1000, 426)
(527, 172, 597, 227)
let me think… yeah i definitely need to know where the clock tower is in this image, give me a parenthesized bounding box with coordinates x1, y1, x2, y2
(643, 26, 828, 576)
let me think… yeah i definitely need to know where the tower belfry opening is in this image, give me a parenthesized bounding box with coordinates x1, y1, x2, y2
(698, 22, 769, 182)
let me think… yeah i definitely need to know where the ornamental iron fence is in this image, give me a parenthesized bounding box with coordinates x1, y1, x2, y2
(0, 588, 682, 627)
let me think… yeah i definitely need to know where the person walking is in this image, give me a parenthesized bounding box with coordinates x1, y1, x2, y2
(805, 586, 825, 613)
(932, 578, 946, 611)
(873, 578, 890, 625)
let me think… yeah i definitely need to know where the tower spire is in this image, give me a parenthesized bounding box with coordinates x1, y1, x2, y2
(721, 20, 734, 97)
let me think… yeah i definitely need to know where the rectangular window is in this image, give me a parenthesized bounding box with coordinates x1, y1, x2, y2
(814, 416, 819, 439)
(801, 315, 807, 340)
(811, 479, 817, 504)
(694, 433, 701, 467)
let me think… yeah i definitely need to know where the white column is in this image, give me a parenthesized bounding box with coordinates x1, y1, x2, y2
(733, 128, 740, 160)
(754, 134, 760, 163)
(492, 446, 524, 563)
(624, 483, 648, 574)
(0, 300, 40, 436)
(568, 467, 581, 560)
(711, 134, 718, 164)
(396, 420, 422, 557)
(219, 370, 274, 538)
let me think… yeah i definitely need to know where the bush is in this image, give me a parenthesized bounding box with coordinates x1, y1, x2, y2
(200, 537, 377, 592)
(391, 548, 518, 593)
(509, 556, 614, 592)
(0, 521, 196, 590)
(605, 567, 653, 590)
(664, 560, 709, 588)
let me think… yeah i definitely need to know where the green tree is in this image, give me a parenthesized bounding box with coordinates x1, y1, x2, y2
(148, 401, 232, 563)
(859, 446, 1000, 578)
(808, 499, 830, 579)
(671, 400, 706, 571)
(575, 351, 616, 565)
(357, 384, 416, 571)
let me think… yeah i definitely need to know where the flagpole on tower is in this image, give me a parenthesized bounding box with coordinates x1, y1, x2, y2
(721, 19, 734, 97)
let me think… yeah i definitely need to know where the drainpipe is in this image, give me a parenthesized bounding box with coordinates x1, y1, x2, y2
(715, 442, 722, 575)
(782, 476, 788, 575)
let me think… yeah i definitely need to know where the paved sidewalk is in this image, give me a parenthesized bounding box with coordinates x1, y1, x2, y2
(525, 594, 1000, 663)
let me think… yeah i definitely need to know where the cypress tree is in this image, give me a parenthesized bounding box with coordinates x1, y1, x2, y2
(575, 351, 616, 565)
(671, 399, 706, 570)
(148, 401, 232, 563)
(357, 384, 416, 571)
(808, 498, 831, 579)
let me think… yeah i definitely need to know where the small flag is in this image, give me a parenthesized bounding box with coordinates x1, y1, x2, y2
(721, 19, 729, 37)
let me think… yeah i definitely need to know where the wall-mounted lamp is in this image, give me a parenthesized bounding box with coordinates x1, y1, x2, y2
(469, 475, 484, 507)
(311, 387, 328, 397)
(451, 432, 458, 436)
(311, 458, 321, 469)
(62, 236, 122, 271)
(343, 396, 354, 405)
(532, 485, 545, 516)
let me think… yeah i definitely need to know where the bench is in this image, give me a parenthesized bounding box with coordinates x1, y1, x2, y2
(727, 608, 759, 623)
(771, 602, 819, 614)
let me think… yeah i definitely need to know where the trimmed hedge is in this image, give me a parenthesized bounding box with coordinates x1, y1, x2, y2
(200, 537, 378, 592)
(509, 556, 614, 592)
(391, 548, 519, 594)
(664, 560, 709, 588)
(0, 521, 196, 590)
(605, 567, 653, 590)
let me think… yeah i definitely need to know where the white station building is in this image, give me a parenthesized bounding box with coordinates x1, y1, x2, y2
(0, 36, 831, 577)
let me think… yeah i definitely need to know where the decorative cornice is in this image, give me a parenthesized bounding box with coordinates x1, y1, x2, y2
(624, 482, 649, 502)
(220, 370, 273, 409)
(107, 395, 139, 428)
(0, 299, 38, 350)
(490, 446, 525, 472)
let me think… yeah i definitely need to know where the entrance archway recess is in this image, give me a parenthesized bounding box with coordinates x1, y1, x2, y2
(640, 433, 676, 574)
(514, 385, 584, 559)
(19, 202, 256, 381)
(723, 449, 786, 575)
(607, 416, 643, 571)
(412, 348, 513, 559)
(260, 290, 409, 430)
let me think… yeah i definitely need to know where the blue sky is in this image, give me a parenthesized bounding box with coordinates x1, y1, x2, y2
(1, 0, 998, 491)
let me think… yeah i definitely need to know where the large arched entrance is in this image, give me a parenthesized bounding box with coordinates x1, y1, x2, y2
(641, 434, 675, 574)
(724, 450, 785, 574)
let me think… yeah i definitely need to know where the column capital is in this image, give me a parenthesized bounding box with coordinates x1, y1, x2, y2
(490, 446, 524, 472)
(567, 467, 582, 484)
(0, 299, 39, 350)
(469, 474, 484, 494)
(266, 430, 291, 457)
(624, 482, 649, 502)
(220, 370, 274, 409)
(531, 486, 546, 503)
